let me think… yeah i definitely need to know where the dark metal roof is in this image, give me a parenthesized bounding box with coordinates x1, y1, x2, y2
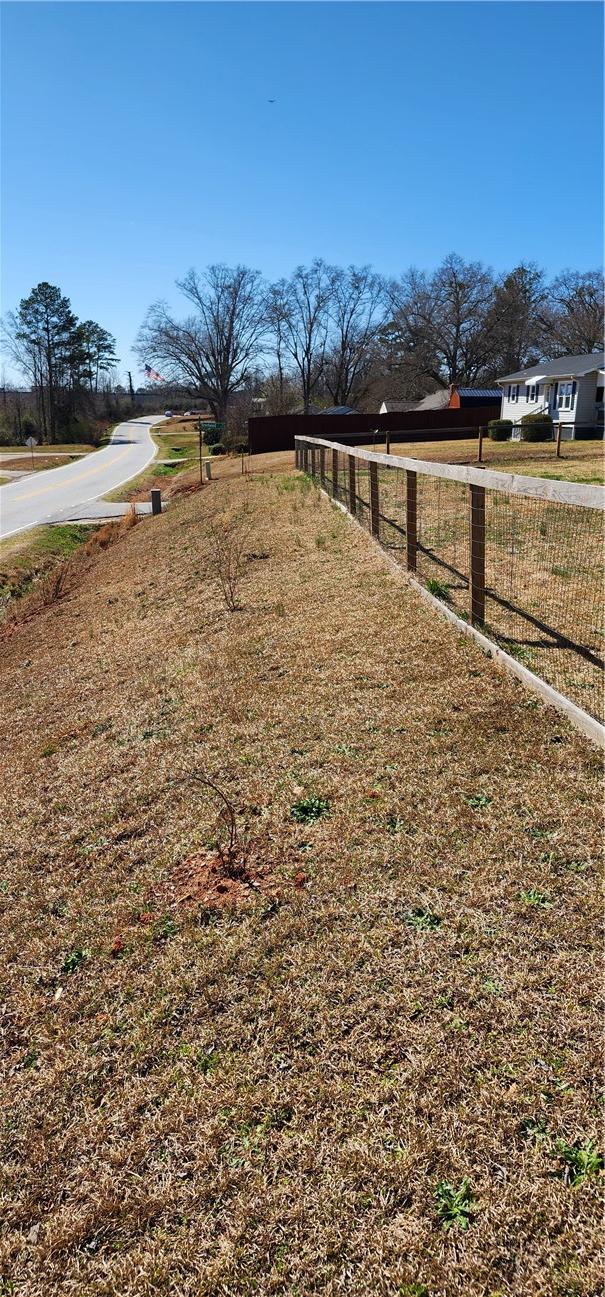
(498, 352, 604, 383)
(455, 388, 501, 398)
(321, 405, 358, 415)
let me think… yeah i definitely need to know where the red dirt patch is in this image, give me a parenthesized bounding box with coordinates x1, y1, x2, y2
(163, 848, 276, 911)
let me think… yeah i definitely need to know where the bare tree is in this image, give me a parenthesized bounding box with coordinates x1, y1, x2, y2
(271, 260, 331, 413)
(136, 264, 267, 422)
(323, 265, 387, 407)
(540, 270, 604, 357)
(487, 263, 547, 374)
(390, 254, 498, 387)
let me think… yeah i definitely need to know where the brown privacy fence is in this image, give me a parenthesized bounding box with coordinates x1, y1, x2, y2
(296, 435, 605, 736)
(249, 406, 499, 454)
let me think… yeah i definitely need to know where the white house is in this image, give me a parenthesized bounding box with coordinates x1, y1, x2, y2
(497, 351, 605, 436)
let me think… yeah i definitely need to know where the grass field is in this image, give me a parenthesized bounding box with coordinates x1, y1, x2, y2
(0, 468, 602, 1296)
(362, 437, 604, 485)
(0, 452, 89, 473)
(0, 443, 95, 457)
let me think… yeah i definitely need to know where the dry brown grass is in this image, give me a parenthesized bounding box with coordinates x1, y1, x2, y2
(364, 437, 604, 485)
(0, 469, 602, 1297)
(0, 454, 86, 472)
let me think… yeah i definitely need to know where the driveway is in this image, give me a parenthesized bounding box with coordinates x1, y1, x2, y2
(0, 415, 165, 540)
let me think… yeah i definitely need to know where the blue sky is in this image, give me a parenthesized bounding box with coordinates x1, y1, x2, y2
(2, 1, 603, 384)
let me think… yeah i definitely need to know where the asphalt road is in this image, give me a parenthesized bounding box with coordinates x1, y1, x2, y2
(0, 415, 166, 540)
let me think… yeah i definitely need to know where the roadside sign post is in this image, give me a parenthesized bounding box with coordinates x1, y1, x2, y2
(25, 435, 38, 471)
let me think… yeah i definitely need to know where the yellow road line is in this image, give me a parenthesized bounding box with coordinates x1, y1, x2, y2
(11, 448, 131, 501)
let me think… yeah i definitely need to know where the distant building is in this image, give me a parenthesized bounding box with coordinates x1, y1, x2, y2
(497, 352, 605, 435)
(380, 386, 500, 415)
(448, 387, 502, 408)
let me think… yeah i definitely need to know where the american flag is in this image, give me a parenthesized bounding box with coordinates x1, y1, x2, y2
(144, 363, 166, 382)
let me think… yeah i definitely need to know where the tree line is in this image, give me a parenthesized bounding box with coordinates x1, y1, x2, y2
(136, 255, 604, 431)
(3, 282, 119, 442)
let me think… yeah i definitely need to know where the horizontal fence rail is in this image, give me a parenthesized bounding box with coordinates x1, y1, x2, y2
(295, 436, 605, 733)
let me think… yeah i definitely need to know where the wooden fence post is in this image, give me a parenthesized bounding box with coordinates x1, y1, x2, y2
(348, 453, 356, 515)
(556, 422, 562, 458)
(469, 483, 486, 626)
(332, 448, 339, 498)
(151, 489, 162, 516)
(477, 426, 484, 463)
(320, 447, 326, 488)
(386, 429, 391, 455)
(406, 470, 417, 571)
(310, 447, 316, 479)
(369, 461, 380, 537)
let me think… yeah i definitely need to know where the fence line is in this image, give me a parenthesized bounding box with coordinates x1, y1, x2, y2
(295, 435, 605, 738)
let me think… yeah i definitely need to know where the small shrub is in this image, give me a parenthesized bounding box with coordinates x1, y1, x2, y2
(39, 562, 70, 606)
(434, 1177, 476, 1230)
(426, 577, 451, 602)
(521, 413, 553, 442)
(405, 907, 442, 932)
(488, 419, 513, 442)
(519, 1115, 548, 1142)
(553, 1138, 603, 1187)
(61, 948, 89, 975)
(210, 442, 225, 456)
(520, 888, 552, 908)
(290, 795, 331, 823)
(207, 509, 251, 611)
(466, 793, 491, 809)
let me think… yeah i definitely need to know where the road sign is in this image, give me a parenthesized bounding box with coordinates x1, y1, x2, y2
(25, 436, 38, 448)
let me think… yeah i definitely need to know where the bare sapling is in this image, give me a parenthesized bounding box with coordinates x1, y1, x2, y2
(207, 508, 251, 611)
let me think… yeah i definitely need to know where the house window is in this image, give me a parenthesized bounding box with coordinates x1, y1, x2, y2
(509, 383, 519, 403)
(527, 383, 538, 402)
(557, 381, 576, 411)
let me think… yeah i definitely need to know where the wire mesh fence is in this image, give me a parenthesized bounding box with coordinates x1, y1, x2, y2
(297, 436, 604, 726)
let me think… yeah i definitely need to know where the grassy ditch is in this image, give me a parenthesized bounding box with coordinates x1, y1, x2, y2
(0, 512, 140, 624)
(0, 524, 94, 608)
(0, 471, 602, 1296)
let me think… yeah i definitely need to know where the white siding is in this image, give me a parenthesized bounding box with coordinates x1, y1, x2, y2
(499, 382, 548, 424)
(574, 372, 599, 427)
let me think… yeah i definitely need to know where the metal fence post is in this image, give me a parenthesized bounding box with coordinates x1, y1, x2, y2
(348, 453, 356, 516)
(406, 470, 417, 571)
(469, 483, 486, 625)
(369, 461, 380, 537)
(332, 448, 339, 499)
